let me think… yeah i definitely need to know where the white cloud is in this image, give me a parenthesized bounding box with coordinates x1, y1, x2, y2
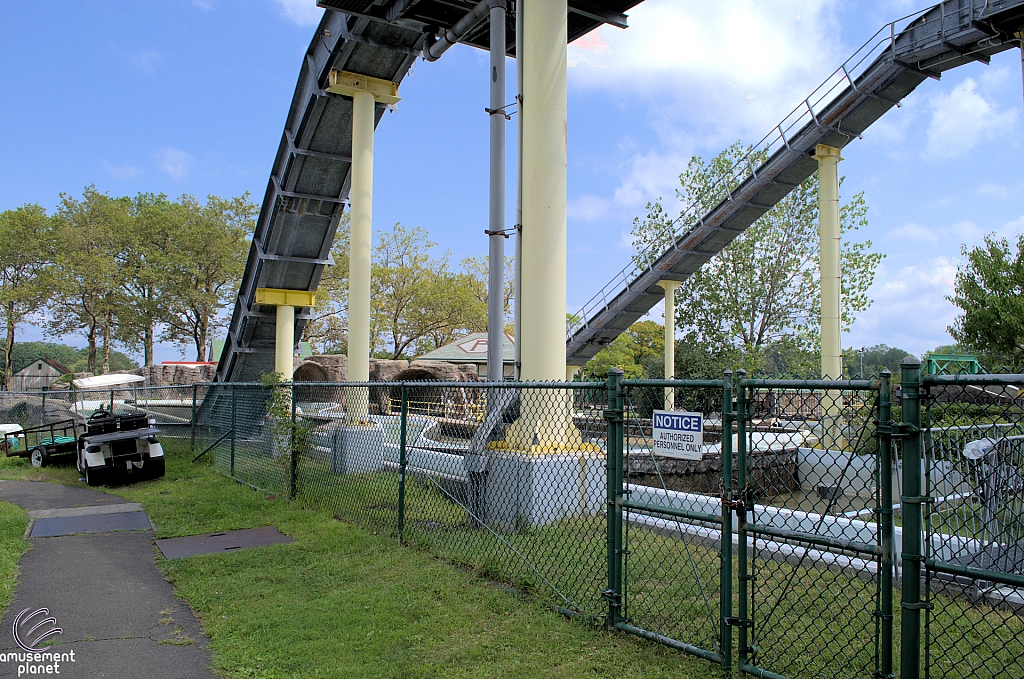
(846, 258, 960, 354)
(568, 194, 613, 223)
(924, 77, 1018, 159)
(129, 50, 161, 72)
(884, 220, 982, 245)
(566, 1, 847, 216)
(157, 148, 193, 181)
(975, 183, 1011, 199)
(103, 160, 142, 180)
(192, 0, 213, 10)
(272, 0, 323, 26)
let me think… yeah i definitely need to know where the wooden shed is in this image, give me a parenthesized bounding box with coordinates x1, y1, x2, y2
(11, 358, 70, 391)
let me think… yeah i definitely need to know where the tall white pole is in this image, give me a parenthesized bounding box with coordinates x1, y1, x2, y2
(519, 0, 567, 384)
(657, 281, 680, 409)
(513, 0, 524, 381)
(275, 304, 295, 380)
(348, 91, 375, 387)
(486, 1, 507, 385)
(815, 143, 843, 447)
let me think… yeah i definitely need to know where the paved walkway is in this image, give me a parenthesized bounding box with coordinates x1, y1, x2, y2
(0, 480, 217, 679)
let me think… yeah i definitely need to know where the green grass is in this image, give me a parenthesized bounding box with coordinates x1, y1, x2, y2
(0, 499, 28, 616)
(0, 441, 717, 679)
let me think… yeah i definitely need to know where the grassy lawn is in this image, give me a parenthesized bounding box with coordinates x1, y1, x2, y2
(0, 441, 717, 679)
(0, 499, 28, 615)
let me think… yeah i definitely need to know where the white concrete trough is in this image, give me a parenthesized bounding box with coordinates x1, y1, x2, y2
(625, 484, 1024, 608)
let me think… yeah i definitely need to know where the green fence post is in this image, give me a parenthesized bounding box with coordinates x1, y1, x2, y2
(40, 386, 47, 427)
(398, 383, 408, 545)
(230, 385, 236, 478)
(877, 370, 895, 679)
(110, 389, 115, 413)
(900, 357, 923, 679)
(735, 370, 750, 670)
(604, 368, 625, 631)
(720, 371, 734, 675)
(190, 383, 198, 453)
(289, 383, 298, 500)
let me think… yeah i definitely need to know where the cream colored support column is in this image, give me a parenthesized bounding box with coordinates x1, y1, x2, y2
(255, 288, 316, 381)
(275, 305, 295, 379)
(519, 0, 567, 384)
(506, 0, 577, 450)
(814, 144, 844, 448)
(657, 281, 681, 409)
(324, 71, 400, 417)
(348, 90, 375, 389)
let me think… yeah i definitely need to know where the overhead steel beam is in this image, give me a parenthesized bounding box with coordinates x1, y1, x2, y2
(568, 1, 628, 29)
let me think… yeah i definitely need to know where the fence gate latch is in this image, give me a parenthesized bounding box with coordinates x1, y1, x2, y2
(725, 616, 752, 628)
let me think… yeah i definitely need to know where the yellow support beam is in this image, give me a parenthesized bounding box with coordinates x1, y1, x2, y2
(326, 70, 401, 105)
(255, 288, 316, 308)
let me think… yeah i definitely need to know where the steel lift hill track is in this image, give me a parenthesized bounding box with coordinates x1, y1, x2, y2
(567, 0, 1024, 366)
(216, 0, 645, 383)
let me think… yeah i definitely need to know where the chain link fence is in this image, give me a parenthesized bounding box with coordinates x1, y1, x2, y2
(920, 371, 1024, 679)
(5, 368, 1024, 678)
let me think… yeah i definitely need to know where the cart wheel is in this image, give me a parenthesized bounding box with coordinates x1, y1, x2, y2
(84, 464, 106, 487)
(30, 447, 48, 469)
(147, 458, 166, 480)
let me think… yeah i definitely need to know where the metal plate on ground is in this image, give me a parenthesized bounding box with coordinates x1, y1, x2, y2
(155, 526, 294, 560)
(31, 511, 152, 538)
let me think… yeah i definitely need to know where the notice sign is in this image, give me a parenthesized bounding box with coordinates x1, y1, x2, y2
(652, 410, 704, 460)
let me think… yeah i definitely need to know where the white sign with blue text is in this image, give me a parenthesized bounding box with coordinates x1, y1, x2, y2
(652, 410, 704, 460)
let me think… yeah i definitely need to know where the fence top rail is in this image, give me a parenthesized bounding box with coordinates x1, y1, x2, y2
(621, 379, 724, 388)
(209, 380, 608, 389)
(922, 373, 1024, 386)
(741, 378, 879, 390)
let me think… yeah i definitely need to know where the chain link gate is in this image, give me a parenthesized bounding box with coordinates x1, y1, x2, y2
(737, 375, 890, 678)
(607, 375, 731, 667)
(606, 372, 892, 677)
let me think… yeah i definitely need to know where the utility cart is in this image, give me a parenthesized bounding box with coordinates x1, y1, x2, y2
(72, 374, 165, 485)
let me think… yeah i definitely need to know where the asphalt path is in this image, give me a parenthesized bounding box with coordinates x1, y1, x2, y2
(0, 480, 217, 679)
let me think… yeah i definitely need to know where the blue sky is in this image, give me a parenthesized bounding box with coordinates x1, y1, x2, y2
(1, 0, 1022, 364)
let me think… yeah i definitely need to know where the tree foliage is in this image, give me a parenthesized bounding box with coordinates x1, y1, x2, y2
(948, 233, 1024, 367)
(0, 204, 52, 387)
(631, 142, 883, 373)
(583, 321, 664, 379)
(158, 194, 256, 360)
(370, 224, 486, 359)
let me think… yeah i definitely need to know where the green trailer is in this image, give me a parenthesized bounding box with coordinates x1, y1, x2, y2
(3, 419, 80, 468)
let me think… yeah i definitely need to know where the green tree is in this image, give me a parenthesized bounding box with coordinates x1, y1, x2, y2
(632, 142, 883, 369)
(304, 214, 350, 355)
(460, 255, 515, 333)
(159, 194, 255, 361)
(583, 321, 664, 379)
(0, 205, 52, 388)
(9, 341, 136, 374)
(948, 233, 1024, 367)
(370, 224, 486, 359)
(114, 193, 178, 366)
(49, 187, 128, 374)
